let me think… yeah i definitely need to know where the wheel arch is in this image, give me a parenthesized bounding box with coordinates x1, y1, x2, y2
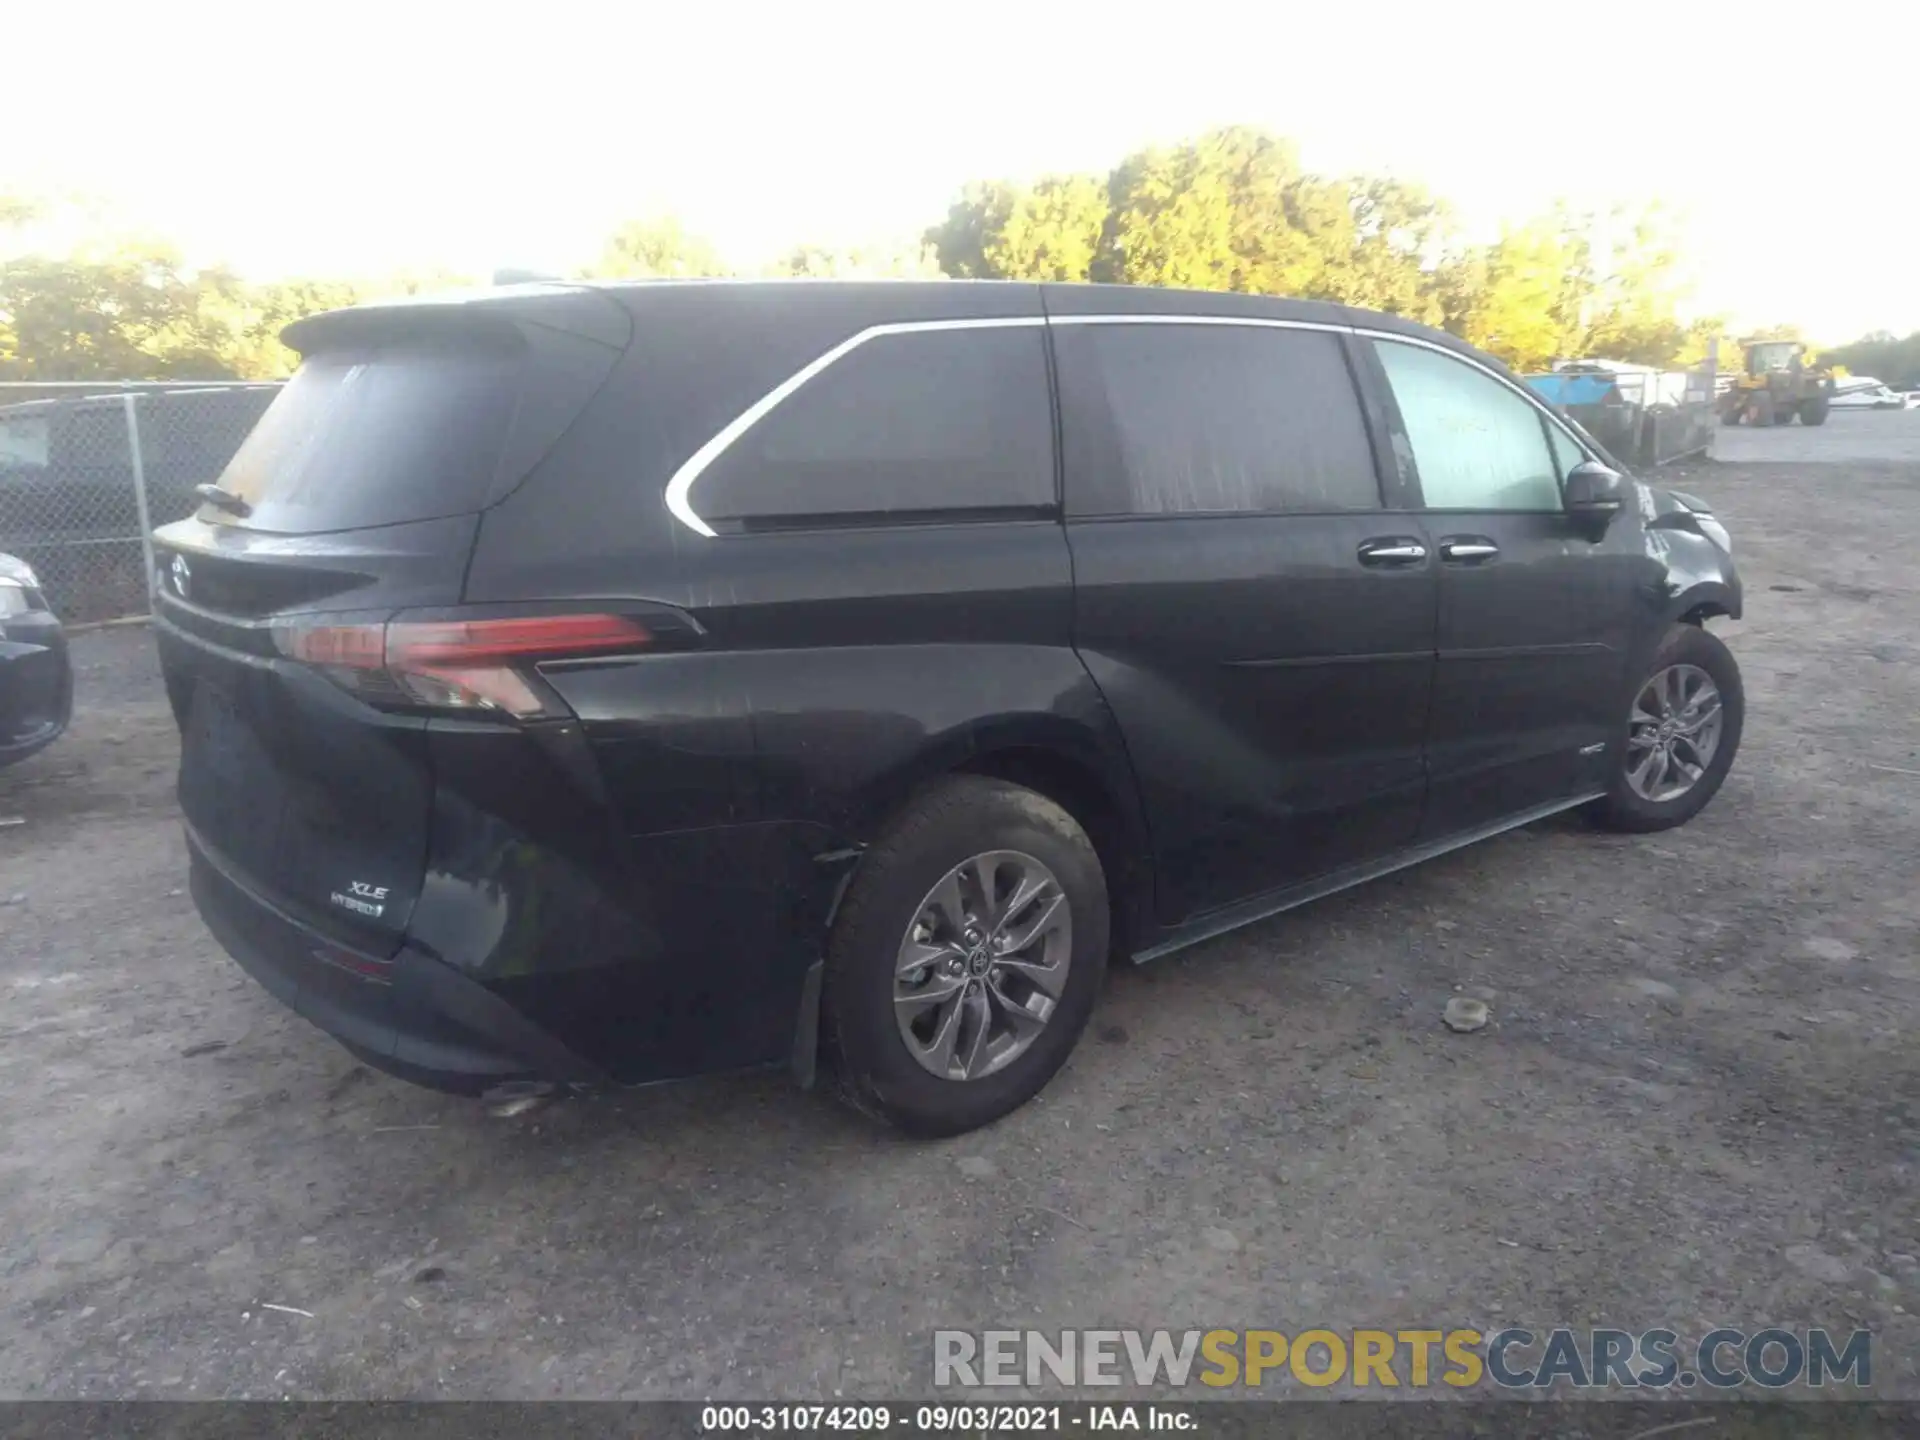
(954, 742, 1153, 955)
(845, 716, 1154, 956)
(1673, 579, 1741, 625)
(791, 719, 1154, 1090)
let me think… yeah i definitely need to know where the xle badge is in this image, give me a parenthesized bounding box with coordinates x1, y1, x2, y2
(330, 880, 390, 918)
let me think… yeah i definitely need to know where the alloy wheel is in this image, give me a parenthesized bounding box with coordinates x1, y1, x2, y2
(1625, 662, 1724, 803)
(893, 850, 1073, 1082)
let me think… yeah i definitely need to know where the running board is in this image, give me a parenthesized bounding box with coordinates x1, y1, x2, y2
(1131, 791, 1606, 965)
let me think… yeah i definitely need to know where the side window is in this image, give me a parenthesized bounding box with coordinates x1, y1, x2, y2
(1545, 420, 1586, 479)
(1374, 340, 1563, 512)
(690, 326, 1053, 527)
(1055, 323, 1379, 516)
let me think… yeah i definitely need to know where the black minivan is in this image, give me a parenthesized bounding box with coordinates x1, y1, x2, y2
(152, 280, 1744, 1135)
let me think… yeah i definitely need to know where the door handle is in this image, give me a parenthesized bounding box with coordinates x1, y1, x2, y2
(1357, 538, 1428, 567)
(1439, 538, 1500, 564)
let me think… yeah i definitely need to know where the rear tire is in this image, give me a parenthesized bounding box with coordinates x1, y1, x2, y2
(1589, 624, 1744, 833)
(824, 776, 1108, 1137)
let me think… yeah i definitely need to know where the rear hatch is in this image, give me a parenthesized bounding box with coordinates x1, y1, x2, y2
(153, 286, 633, 957)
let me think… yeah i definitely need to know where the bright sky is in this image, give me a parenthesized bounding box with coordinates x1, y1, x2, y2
(8, 2, 1918, 342)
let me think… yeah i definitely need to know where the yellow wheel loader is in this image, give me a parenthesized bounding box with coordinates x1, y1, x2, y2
(1719, 340, 1836, 427)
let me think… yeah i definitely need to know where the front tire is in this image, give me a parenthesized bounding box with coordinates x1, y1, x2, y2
(1590, 624, 1744, 833)
(824, 776, 1108, 1137)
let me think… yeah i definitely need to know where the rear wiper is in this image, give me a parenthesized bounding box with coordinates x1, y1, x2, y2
(194, 483, 253, 518)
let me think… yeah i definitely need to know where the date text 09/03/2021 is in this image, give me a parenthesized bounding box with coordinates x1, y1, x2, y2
(700, 1406, 1189, 1433)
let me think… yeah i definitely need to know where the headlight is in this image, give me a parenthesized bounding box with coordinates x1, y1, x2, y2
(0, 556, 39, 589)
(0, 579, 31, 617)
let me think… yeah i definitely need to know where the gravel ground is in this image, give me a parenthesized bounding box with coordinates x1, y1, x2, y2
(2, 426, 1916, 1401)
(1715, 405, 1920, 464)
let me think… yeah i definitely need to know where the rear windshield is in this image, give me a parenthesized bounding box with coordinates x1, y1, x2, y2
(214, 340, 522, 533)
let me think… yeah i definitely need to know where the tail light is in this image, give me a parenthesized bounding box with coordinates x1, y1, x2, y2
(274, 612, 650, 719)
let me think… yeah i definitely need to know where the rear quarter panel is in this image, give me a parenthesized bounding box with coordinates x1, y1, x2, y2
(450, 521, 1138, 1083)
(454, 285, 1150, 1080)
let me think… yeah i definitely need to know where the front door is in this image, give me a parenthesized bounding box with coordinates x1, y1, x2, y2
(1363, 336, 1633, 839)
(1053, 314, 1439, 923)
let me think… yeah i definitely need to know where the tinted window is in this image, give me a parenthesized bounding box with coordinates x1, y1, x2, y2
(218, 340, 523, 533)
(1056, 323, 1378, 516)
(693, 326, 1054, 526)
(1374, 340, 1562, 511)
(1546, 419, 1586, 478)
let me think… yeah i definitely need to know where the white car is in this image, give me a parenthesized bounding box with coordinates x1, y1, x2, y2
(1830, 379, 1915, 410)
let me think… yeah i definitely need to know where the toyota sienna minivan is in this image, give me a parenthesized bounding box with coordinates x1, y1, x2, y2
(152, 280, 1744, 1135)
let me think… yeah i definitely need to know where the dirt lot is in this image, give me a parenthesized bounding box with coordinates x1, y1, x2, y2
(3, 423, 1917, 1401)
(1715, 405, 1920, 465)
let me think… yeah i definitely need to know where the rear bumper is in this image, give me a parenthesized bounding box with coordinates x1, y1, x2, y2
(0, 613, 73, 767)
(188, 830, 607, 1095)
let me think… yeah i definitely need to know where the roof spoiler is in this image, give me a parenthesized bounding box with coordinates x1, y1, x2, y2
(280, 282, 631, 355)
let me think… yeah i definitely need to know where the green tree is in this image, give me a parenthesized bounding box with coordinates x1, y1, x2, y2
(1102, 127, 1318, 293)
(925, 181, 1018, 279)
(1432, 202, 1707, 371)
(772, 241, 942, 279)
(589, 215, 728, 279)
(925, 175, 1109, 282)
(0, 242, 251, 380)
(1282, 176, 1448, 320)
(1436, 212, 1593, 371)
(989, 175, 1109, 282)
(0, 192, 474, 381)
(224, 277, 370, 378)
(1578, 206, 1695, 366)
(1827, 330, 1920, 386)
(925, 138, 1751, 375)
(928, 130, 1448, 317)
(1098, 129, 1449, 313)
(1671, 320, 1738, 373)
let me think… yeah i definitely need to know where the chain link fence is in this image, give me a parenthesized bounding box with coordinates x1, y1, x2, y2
(0, 382, 281, 622)
(1524, 361, 1719, 470)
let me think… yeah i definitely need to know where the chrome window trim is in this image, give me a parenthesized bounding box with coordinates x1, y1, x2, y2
(662, 311, 1591, 537)
(662, 316, 1046, 538)
(1047, 313, 1350, 335)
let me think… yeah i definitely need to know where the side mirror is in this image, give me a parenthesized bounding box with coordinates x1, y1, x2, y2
(1563, 460, 1625, 539)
